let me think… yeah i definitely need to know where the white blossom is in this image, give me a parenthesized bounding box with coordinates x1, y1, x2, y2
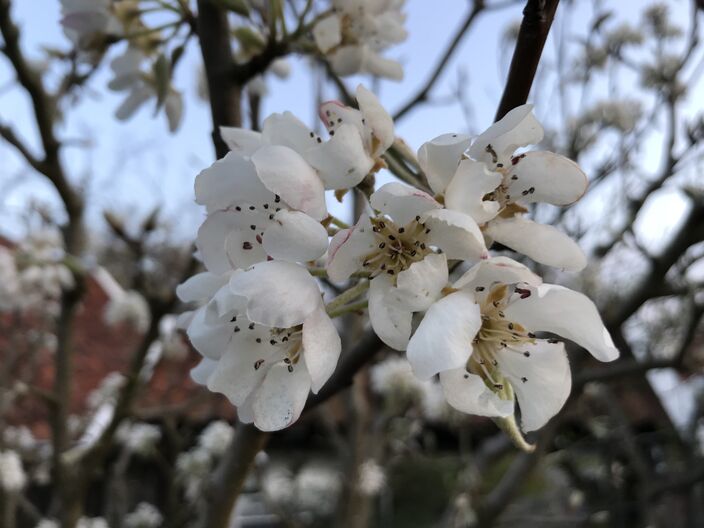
(36, 521, 59, 528)
(125, 502, 163, 528)
(313, 0, 407, 79)
(357, 459, 386, 496)
(77, 517, 110, 528)
(104, 290, 151, 332)
(406, 257, 619, 432)
(0, 450, 26, 492)
(108, 47, 184, 132)
(116, 422, 162, 456)
(197, 421, 234, 457)
(180, 262, 341, 431)
(418, 104, 589, 271)
(328, 182, 486, 350)
(294, 462, 342, 516)
(60, 0, 121, 51)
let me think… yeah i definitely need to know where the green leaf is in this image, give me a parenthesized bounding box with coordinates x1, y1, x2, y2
(233, 26, 266, 55)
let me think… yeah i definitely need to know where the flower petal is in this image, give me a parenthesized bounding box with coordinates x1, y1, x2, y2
(508, 151, 587, 206)
(262, 210, 329, 263)
(369, 274, 413, 351)
(391, 253, 448, 312)
(186, 308, 231, 360)
(439, 368, 514, 417)
(305, 123, 374, 190)
(330, 45, 403, 80)
(219, 127, 264, 156)
(195, 152, 272, 213)
(495, 340, 571, 432)
(302, 303, 342, 393)
(229, 261, 321, 328)
(504, 283, 619, 362)
(445, 159, 502, 223)
(207, 338, 274, 406)
(197, 211, 240, 274)
(485, 216, 587, 271)
(224, 229, 268, 269)
(251, 145, 327, 220)
(469, 104, 544, 168)
(418, 133, 471, 195)
(252, 361, 312, 431)
(370, 182, 441, 226)
(326, 213, 376, 282)
(191, 357, 218, 385)
(176, 272, 228, 302)
(406, 290, 480, 379)
(453, 256, 542, 291)
(356, 84, 394, 156)
(313, 14, 342, 52)
(261, 112, 318, 154)
(420, 209, 488, 261)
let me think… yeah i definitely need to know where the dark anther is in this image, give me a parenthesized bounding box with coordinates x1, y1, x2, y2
(387, 269, 395, 275)
(249, 323, 255, 330)
(388, 235, 396, 241)
(398, 227, 405, 233)
(379, 242, 386, 249)
(249, 205, 255, 211)
(511, 175, 518, 180)
(256, 338, 262, 343)
(243, 241, 253, 250)
(235, 206, 242, 211)
(415, 215, 421, 221)
(250, 225, 256, 230)
(528, 332, 536, 338)
(523, 351, 530, 357)
(521, 377, 528, 383)
(287, 365, 294, 373)
(515, 287, 531, 299)
(254, 359, 264, 370)
(234, 326, 240, 333)
(475, 286, 485, 292)
(274, 195, 281, 203)
(508, 322, 514, 330)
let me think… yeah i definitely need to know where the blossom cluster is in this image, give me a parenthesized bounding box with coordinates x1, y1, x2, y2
(179, 85, 619, 438)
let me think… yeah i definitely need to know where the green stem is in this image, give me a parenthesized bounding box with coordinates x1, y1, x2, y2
(328, 215, 351, 229)
(309, 268, 370, 279)
(325, 280, 370, 314)
(327, 300, 368, 319)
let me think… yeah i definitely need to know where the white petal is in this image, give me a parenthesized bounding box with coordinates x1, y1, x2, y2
(370, 182, 441, 226)
(305, 123, 374, 190)
(219, 127, 263, 156)
(356, 84, 394, 156)
(224, 229, 268, 269)
(115, 85, 151, 121)
(197, 210, 266, 274)
(251, 145, 327, 220)
(252, 361, 311, 431)
(418, 133, 471, 195)
(165, 91, 183, 132)
(495, 340, 571, 432)
(229, 261, 321, 328)
(445, 159, 502, 223)
(508, 151, 587, 205)
(485, 216, 587, 271)
(360, 50, 404, 81)
(262, 210, 328, 263)
(420, 209, 488, 261)
(453, 256, 542, 291)
(313, 14, 342, 53)
(368, 274, 413, 351)
(439, 368, 514, 417)
(261, 112, 318, 154)
(406, 290, 480, 379)
(469, 104, 544, 167)
(330, 45, 403, 80)
(505, 283, 619, 363)
(326, 214, 376, 282)
(191, 357, 218, 385)
(186, 308, 231, 360)
(302, 303, 342, 393)
(195, 152, 272, 213)
(176, 272, 228, 302)
(391, 253, 448, 311)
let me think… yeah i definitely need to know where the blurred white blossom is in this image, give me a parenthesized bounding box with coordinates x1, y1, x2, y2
(125, 502, 163, 528)
(0, 450, 26, 492)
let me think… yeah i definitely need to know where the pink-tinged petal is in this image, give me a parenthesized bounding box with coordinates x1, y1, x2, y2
(445, 159, 502, 223)
(495, 340, 571, 432)
(356, 85, 394, 156)
(251, 145, 327, 221)
(176, 272, 228, 302)
(305, 123, 374, 190)
(195, 152, 272, 213)
(219, 127, 263, 156)
(262, 210, 329, 263)
(406, 290, 480, 379)
(370, 182, 441, 225)
(392, 253, 448, 312)
(229, 261, 321, 328)
(418, 133, 471, 195)
(469, 104, 544, 167)
(326, 214, 376, 282)
(261, 112, 318, 154)
(420, 209, 488, 261)
(508, 151, 588, 206)
(369, 274, 413, 351)
(485, 216, 587, 271)
(453, 256, 542, 291)
(302, 303, 342, 393)
(319, 100, 364, 135)
(252, 361, 312, 431)
(313, 14, 342, 52)
(504, 283, 619, 362)
(439, 368, 514, 417)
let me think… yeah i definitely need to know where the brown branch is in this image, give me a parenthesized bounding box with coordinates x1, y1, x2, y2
(494, 0, 560, 121)
(392, 0, 486, 121)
